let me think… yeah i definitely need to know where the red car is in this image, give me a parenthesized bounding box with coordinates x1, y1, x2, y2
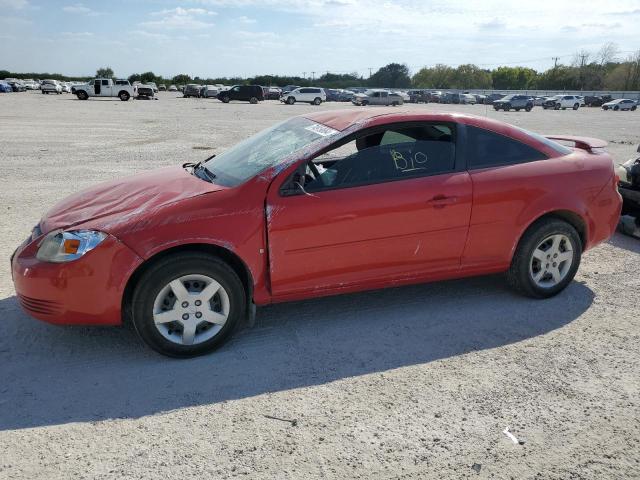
(11, 110, 621, 357)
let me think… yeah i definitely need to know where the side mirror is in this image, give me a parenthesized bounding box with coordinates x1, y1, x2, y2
(280, 171, 305, 197)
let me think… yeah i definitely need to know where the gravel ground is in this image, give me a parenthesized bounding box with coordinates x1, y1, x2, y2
(0, 92, 639, 479)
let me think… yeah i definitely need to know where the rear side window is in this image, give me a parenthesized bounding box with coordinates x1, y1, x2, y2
(466, 126, 547, 169)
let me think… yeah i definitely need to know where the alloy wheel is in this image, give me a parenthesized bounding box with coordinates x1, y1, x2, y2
(529, 234, 574, 288)
(152, 274, 230, 346)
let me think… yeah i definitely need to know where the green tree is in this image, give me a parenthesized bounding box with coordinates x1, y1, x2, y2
(451, 64, 492, 89)
(369, 63, 411, 88)
(491, 66, 537, 90)
(172, 74, 192, 85)
(412, 64, 456, 88)
(140, 71, 158, 84)
(96, 67, 114, 79)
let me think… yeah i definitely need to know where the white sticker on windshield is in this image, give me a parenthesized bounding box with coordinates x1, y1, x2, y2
(305, 123, 339, 137)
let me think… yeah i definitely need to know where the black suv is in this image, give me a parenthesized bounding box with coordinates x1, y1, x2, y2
(216, 85, 264, 104)
(492, 94, 534, 111)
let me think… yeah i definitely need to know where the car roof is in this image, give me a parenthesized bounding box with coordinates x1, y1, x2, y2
(301, 109, 564, 157)
(303, 109, 501, 132)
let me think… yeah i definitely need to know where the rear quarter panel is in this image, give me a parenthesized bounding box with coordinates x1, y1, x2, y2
(463, 150, 616, 270)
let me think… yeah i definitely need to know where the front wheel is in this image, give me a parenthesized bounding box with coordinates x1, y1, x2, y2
(614, 105, 619, 111)
(286, 96, 295, 105)
(131, 253, 247, 358)
(119, 91, 130, 101)
(554, 103, 560, 110)
(221, 96, 230, 103)
(506, 219, 582, 298)
(573, 103, 579, 110)
(76, 91, 88, 100)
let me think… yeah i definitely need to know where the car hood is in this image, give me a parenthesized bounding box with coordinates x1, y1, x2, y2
(40, 166, 226, 234)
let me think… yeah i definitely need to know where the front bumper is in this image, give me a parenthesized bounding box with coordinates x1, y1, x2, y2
(11, 233, 143, 326)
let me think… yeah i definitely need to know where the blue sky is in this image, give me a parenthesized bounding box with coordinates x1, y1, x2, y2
(1, 0, 638, 79)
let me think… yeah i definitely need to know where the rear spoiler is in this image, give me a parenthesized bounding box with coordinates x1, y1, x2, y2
(545, 135, 608, 153)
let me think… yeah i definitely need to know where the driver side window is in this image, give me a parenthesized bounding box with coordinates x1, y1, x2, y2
(301, 123, 456, 192)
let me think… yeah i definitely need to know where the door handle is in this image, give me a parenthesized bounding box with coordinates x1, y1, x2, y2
(427, 195, 457, 208)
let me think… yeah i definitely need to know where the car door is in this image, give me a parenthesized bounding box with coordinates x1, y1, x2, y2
(265, 122, 472, 297)
(100, 79, 112, 97)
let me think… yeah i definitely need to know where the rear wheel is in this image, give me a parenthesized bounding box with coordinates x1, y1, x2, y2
(249, 96, 258, 104)
(221, 96, 230, 103)
(312, 97, 321, 105)
(361, 100, 369, 106)
(131, 253, 246, 358)
(554, 103, 560, 110)
(507, 219, 582, 298)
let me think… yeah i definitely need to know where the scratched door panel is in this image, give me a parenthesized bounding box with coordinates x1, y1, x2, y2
(266, 172, 472, 296)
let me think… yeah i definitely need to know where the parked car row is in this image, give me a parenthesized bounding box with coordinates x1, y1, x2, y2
(1, 78, 77, 93)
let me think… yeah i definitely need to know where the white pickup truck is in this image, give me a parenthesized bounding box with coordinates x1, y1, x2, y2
(73, 78, 134, 101)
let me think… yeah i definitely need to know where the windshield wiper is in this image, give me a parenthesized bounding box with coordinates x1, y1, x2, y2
(183, 158, 217, 183)
(195, 164, 216, 182)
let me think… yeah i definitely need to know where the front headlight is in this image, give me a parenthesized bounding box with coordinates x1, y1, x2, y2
(36, 230, 107, 263)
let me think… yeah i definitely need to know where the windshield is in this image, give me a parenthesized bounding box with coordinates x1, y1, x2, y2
(204, 117, 339, 186)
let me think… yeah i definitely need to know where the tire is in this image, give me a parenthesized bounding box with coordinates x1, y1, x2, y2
(119, 91, 130, 101)
(515, 108, 521, 112)
(131, 253, 247, 358)
(614, 106, 619, 111)
(361, 100, 369, 106)
(221, 96, 230, 103)
(76, 91, 88, 100)
(506, 218, 582, 299)
(504, 103, 511, 111)
(312, 97, 321, 105)
(632, 106, 637, 111)
(603, 106, 608, 111)
(249, 96, 258, 104)
(554, 103, 560, 110)
(494, 105, 500, 111)
(573, 103, 579, 110)
(41, 90, 45, 94)
(286, 96, 295, 105)
(525, 104, 532, 112)
(391, 101, 399, 106)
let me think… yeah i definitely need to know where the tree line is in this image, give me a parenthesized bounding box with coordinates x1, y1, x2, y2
(2, 44, 639, 91)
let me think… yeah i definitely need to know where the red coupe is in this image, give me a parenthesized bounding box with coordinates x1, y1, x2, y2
(11, 110, 622, 357)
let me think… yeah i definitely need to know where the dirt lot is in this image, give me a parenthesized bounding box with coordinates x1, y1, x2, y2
(1, 92, 639, 479)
